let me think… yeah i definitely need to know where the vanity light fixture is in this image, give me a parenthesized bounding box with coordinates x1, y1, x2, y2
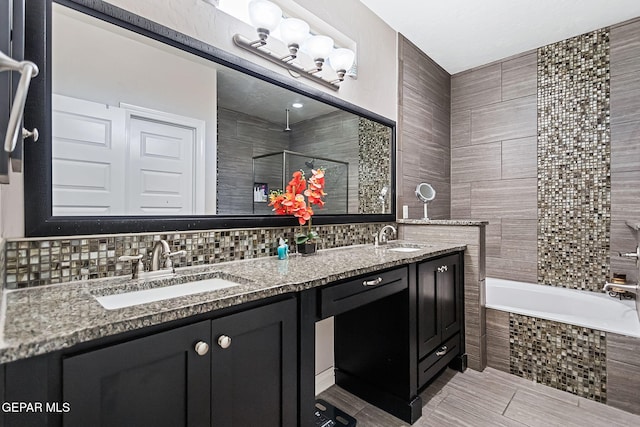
(279, 17, 309, 58)
(247, 0, 282, 45)
(233, 0, 355, 91)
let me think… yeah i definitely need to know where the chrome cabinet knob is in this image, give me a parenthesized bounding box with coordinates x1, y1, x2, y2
(437, 265, 448, 273)
(194, 341, 209, 356)
(218, 335, 232, 349)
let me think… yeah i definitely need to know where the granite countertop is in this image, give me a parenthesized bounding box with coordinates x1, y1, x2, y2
(397, 219, 488, 226)
(0, 241, 465, 364)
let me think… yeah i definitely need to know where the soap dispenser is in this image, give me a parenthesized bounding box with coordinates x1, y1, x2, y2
(277, 238, 289, 260)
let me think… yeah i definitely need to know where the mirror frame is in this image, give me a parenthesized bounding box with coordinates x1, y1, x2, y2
(23, 0, 396, 237)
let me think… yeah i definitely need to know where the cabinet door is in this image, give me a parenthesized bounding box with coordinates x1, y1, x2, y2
(417, 254, 462, 358)
(63, 321, 211, 427)
(211, 298, 297, 427)
(417, 259, 441, 357)
(438, 255, 462, 342)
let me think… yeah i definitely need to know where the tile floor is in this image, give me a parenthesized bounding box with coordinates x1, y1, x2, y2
(317, 367, 640, 426)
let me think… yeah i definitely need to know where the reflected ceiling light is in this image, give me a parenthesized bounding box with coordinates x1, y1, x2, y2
(291, 102, 303, 108)
(232, 0, 355, 91)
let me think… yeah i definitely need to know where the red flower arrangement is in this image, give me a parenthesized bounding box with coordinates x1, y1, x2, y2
(269, 168, 326, 244)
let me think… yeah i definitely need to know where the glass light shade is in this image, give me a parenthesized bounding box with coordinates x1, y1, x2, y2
(329, 48, 355, 72)
(304, 35, 334, 60)
(279, 18, 309, 47)
(248, 0, 282, 31)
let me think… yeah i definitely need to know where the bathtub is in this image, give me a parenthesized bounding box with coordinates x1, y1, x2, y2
(485, 278, 640, 338)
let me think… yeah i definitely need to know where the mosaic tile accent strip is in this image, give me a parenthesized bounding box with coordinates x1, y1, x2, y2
(537, 29, 611, 291)
(358, 118, 392, 214)
(4, 223, 394, 289)
(510, 313, 607, 402)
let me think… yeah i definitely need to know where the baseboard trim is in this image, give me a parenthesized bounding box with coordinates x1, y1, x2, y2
(315, 367, 335, 395)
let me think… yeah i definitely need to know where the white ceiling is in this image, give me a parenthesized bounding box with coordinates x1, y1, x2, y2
(359, 0, 640, 74)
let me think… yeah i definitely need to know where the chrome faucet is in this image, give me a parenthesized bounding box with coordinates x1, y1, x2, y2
(376, 225, 397, 247)
(118, 254, 144, 279)
(603, 282, 639, 295)
(151, 239, 186, 273)
(618, 245, 640, 267)
(118, 240, 186, 280)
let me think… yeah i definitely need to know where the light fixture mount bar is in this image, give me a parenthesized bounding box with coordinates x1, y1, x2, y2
(233, 34, 340, 91)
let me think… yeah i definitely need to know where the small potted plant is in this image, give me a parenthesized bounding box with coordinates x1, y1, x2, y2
(269, 168, 326, 255)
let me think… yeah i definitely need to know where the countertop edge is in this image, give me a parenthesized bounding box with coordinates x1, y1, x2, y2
(397, 219, 488, 226)
(0, 244, 465, 364)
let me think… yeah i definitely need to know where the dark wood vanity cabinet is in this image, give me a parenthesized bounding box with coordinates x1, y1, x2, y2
(417, 253, 464, 388)
(209, 298, 298, 427)
(2, 252, 464, 427)
(60, 298, 297, 427)
(63, 321, 212, 427)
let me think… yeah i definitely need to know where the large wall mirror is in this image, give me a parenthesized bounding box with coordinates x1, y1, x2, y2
(23, 0, 396, 236)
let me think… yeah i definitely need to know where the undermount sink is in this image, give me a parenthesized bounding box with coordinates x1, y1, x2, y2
(382, 242, 426, 253)
(388, 247, 422, 253)
(94, 277, 241, 310)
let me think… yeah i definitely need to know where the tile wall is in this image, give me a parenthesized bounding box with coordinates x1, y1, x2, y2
(218, 107, 392, 217)
(216, 108, 289, 215)
(288, 110, 360, 214)
(487, 307, 640, 415)
(610, 18, 640, 284)
(358, 118, 392, 214)
(451, 18, 640, 289)
(4, 222, 393, 289)
(397, 34, 451, 220)
(457, 19, 640, 415)
(510, 313, 607, 402)
(537, 29, 611, 291)
(450, 51, 538, 283)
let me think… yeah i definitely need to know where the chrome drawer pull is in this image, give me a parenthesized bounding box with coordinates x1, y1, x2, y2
(437, 265, 448, 273)
(363, 277, 383, 286)
(436, 345, 447, 356)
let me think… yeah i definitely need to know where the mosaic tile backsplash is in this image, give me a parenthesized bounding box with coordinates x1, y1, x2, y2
(358, 118, 392, 214)
(537, 29, 611, 291)
(4, 222, 394, 289)
(510, 313, 607, 402)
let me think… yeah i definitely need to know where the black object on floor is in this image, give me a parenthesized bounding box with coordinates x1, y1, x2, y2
(314, 399, 357, 427)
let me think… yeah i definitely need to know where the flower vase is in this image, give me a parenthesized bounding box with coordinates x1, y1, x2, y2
(296, 241, 317, 256)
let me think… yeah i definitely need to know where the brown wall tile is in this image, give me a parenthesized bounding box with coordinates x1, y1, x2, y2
(607, 359, 640, 415)
(451, 64, 501, 111)
(611, 18, 640, 78)
(501, 136, 537, 179)
(470, 178, 537, 220)
(398, 34, 451, 220)
(471, 95, 537, 145)
(501, 52, 537, 101)
(451, 142, 502, 184)
(486, 308, 510, 373)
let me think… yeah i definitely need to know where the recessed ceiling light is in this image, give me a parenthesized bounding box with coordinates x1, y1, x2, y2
(292, 102, 303, 108)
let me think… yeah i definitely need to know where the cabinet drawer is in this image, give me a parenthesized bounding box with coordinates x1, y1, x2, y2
(319, 267, 408, 318)
(418, 333, 460, 388)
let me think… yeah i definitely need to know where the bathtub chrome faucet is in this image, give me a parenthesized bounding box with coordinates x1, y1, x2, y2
(603, 282, 639, 295)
